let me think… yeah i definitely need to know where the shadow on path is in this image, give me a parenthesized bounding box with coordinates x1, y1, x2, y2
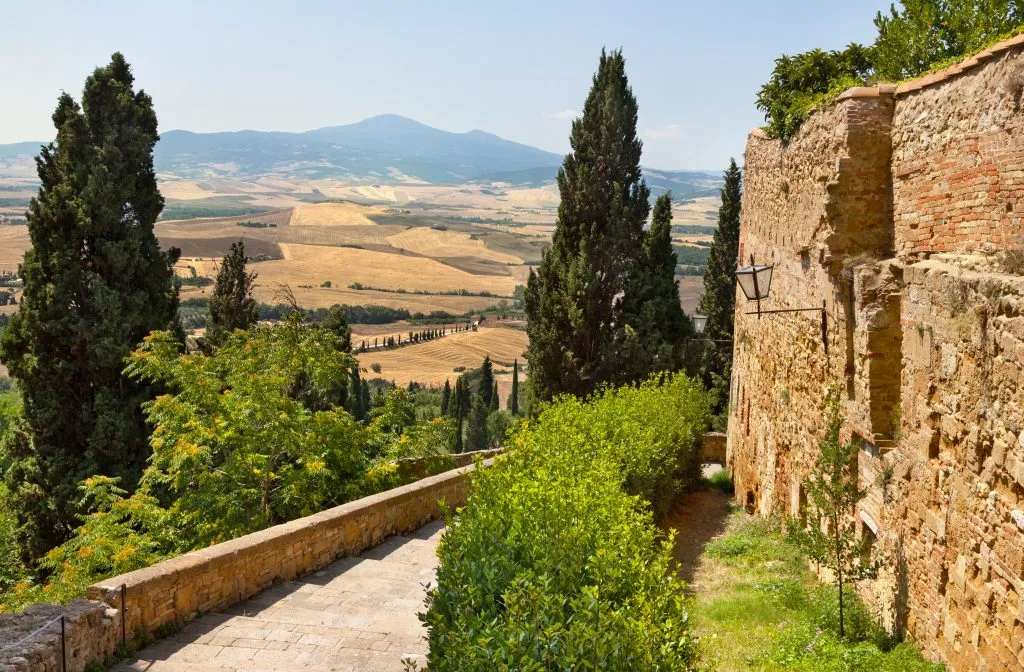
(660, 488, 732, 588)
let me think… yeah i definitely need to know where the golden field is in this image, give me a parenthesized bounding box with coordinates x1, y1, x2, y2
(357, 325, 528, 387)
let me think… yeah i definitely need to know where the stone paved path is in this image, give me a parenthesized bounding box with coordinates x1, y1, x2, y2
(115, 520, 443, 672)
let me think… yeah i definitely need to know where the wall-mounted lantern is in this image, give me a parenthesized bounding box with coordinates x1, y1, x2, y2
(735, 254, 829, 356)
(692, 314, 708, 335)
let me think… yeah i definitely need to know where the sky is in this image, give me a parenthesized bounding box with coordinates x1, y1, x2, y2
(1, 0, 891, 170)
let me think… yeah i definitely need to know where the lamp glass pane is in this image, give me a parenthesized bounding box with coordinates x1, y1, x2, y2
(692, 314, 708, 334)
(754, 264, 773, 300)
(736, 268, 757, 300)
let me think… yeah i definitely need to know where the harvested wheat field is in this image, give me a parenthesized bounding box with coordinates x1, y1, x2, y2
(0, 225, 29, 272)
(386, 227, 523, 264)
(357, 326, 528, 387)
(288, 202, 384, 227)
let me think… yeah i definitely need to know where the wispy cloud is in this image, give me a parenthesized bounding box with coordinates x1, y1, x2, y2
(545, 109, 579, 121)
(644, 124, 682, 140)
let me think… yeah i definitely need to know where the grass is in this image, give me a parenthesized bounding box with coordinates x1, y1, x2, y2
(691, 508, 944, 671)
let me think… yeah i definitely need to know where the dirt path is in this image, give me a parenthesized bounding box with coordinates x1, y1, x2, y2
(661, 488, 733, 588)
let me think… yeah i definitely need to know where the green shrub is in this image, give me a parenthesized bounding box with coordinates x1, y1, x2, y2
(703, 468, 735, 494)
(421, 374, 709, 670)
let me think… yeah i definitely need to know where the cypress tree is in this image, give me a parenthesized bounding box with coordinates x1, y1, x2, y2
(205, 240, 258, 349)
(360, 380, 371, 419)
(489, 381, 499, 413)
(0, 54, 180, 559)
(509, 359, 519, 415)
(617, 192, 691, 381)
(348, 364, 363, 420)
(478, 355, 494, 408)
(440, 379, 451, 416)
(525, 49, 649, 401)
(450, 377, 466, 452)
(466, 395, 489, 452)
(698, 159, 742, 412)
(323, 305, 352, 353)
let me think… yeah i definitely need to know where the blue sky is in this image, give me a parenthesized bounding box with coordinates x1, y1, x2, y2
(1, 0, 890, 169)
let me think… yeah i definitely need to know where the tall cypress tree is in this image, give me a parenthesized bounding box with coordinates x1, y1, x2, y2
(478, 356, 494, 408)
(440, 379, 451, 416)
(489, 381, 499, 413)
(525, 49, 649, 401)
(347, 363, 363, 420)
(0, 54, 180, 559)
(205, 240, 258, 348)
(509, 359, 519, 415)
(617, 192, 691, 381)
(466, 395, 489, 452)
(698, 159, 742, 412)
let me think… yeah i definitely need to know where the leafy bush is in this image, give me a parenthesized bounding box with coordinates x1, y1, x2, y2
(756, 45, 874, 141)
(421, 374, 709, 670)
(703, 468, 735, 494)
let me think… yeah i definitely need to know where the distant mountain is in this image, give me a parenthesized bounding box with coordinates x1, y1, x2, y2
(0, 115, 722, 199)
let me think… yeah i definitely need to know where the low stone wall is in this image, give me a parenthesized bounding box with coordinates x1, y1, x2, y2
(0, 460, 487, 672)
(700, 432, 727, 463)
(394, 448, 501, 480)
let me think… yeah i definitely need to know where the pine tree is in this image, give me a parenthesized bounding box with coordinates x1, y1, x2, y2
(489, 381, 499, 413)
(479, 356, 494, 408)
(617, 192, 691, 381)
(0, 54, 180, 559)
(789, 389, 876, 638)
(205, 240, 258, 349)
(509, 360, 520, 415)
(440, 379, 451, 416)
(525, 49, 650, 401)
(698, 159, 742, 414)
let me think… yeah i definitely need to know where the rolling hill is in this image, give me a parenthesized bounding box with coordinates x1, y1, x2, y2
(0, 114, 722, 199)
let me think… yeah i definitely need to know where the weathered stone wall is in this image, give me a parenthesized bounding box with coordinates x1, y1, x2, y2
(730, 35, 1024, 672)
(893, 34, 1024, 258)
(0, 461, 485, 672)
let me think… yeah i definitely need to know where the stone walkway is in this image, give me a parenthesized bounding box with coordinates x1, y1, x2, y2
(114, 520, 444, 672)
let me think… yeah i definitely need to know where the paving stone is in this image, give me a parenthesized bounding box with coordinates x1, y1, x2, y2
(110, 522, 440, 672)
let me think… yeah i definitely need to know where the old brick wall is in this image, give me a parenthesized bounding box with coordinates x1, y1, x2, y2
(0, 461, 484, 672)
(730, 35, 1024, 672)
(893, 35, 1024, 258)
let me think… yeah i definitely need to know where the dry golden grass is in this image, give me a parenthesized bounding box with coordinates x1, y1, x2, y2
(288, 202, 384, 227)
(271, 243, 516, 295)
(386, 227, 523, 264)
(0, 225, 29, 272)
(357, 326, 528, 387)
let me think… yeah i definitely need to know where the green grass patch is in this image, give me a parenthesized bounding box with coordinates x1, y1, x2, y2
(692, 511, 944, 671)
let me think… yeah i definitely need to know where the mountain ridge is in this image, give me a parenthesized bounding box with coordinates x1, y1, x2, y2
(0, 114, 723, 198)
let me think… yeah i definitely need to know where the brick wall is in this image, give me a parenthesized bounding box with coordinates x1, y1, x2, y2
(0, 461, 486, 672)
(730, 35, 1024, 672)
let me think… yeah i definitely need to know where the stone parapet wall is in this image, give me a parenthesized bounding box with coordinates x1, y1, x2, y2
(730, 34, 1024, 672)
(0, 460, 486, 672)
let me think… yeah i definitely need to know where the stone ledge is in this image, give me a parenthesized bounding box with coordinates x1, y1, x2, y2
(1, 458, 489, 672)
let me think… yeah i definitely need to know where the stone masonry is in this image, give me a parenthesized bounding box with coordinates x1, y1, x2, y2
(728, 35, 1024, 672)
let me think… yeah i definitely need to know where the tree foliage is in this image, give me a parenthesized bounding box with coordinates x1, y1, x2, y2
(788, 389, 877, 638)
(699, 159, 742, 420)
(874, 0, 1024, 80)
(525, 49, 652, 402)
(204, 240, 258, 349)
(508, 360, 519, 415)
(617, 192, 691, 380)
(756, 44, 874, 141)
(757, 2, 1024, 140)
(422, 374, 710, 670)
(0, 53, 180, 560)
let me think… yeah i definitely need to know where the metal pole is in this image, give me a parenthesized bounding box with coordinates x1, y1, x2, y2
(821, 299, 828, 356)
(753, 253, 761, 319)
(60, 616, 66, 672)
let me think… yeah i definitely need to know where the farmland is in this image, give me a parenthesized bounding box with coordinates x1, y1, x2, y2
(357, 324, 528, 388)
(0, 177, 717, 386)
